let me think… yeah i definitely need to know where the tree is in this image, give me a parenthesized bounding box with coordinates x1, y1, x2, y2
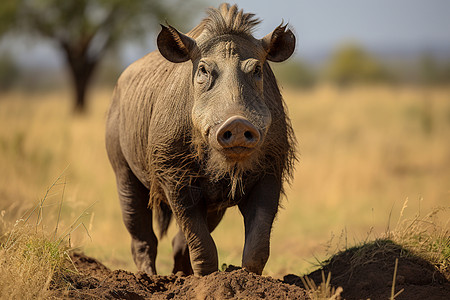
(326, 44, 391, 87)
(0, 52, 20, 91)
(3, 0, 199, 112)
(0, 0, 20, 35)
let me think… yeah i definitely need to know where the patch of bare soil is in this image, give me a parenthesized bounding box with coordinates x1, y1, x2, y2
(285, 240, 450, 300)
(54, 253, 310, 299)
(53, 240, 449, 299)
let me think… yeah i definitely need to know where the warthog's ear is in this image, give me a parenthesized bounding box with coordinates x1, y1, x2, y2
(261, 23, 296, 62)
(157, 24, 197, 63)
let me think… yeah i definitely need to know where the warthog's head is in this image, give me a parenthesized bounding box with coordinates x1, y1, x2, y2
(157, 4, 295, 188)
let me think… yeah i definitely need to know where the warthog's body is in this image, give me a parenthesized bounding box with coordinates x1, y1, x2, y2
(106, 3, 296, 276)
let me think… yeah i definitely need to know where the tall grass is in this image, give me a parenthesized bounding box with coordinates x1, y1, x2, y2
(387, 199, 449, 275)
(0, 174, 93, 299)
(0, 85, 449, 276)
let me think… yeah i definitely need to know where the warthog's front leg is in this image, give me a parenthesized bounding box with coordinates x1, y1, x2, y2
(172, 208, 226, 275)
(239, 175, 280, 274)
(166, 185, 219, 276)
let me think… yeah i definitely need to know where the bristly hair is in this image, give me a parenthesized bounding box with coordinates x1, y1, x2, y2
(202, 3, 261, 37)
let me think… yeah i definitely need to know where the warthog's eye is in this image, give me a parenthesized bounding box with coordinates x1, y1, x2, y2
(253, 65, 262, 78)
(197, 64, 209, 84)
(242, 59, 263, 81)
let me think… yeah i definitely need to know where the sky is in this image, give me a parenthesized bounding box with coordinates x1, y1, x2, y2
(2, 0, 450, 68)
(222, 0, 450, 57)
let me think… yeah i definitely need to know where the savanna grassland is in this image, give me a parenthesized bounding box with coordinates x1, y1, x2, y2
(0, 84, 449, 282)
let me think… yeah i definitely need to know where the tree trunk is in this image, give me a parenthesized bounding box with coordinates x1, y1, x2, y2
(69, 59, 97, 114)
(72, 65, 91, 113)
(61, 41, 98, 114)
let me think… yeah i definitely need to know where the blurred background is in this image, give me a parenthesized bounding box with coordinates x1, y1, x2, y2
(0, 0, 449, 277)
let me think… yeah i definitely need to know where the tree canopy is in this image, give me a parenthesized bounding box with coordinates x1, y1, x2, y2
(326, 44, 391, 86)
(1, 0, 200, 112)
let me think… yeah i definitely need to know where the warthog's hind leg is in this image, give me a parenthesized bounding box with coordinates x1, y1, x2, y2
(117, 168, 158, 275)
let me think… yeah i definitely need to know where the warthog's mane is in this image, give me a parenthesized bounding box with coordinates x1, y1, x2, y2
(189, 3, 261, 40)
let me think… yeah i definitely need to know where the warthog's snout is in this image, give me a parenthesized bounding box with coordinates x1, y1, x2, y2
(215, 116, 261, 159)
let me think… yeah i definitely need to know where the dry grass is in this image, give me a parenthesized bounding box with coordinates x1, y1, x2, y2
(387, 200, 450, 276)
(299, 200, 448, 300)
(390, 258, 404, 300)
(0, 85, 449, 277)
(322, 202, 449, 277)
(309, 205, 448, 299)
(0, 174, 92, 299)
(0, 229, 60, 299)
(301, 271, 343, 300)
(0, 223, 70, 299)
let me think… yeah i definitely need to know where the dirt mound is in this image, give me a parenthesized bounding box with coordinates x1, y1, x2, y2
(284, 240, 450, 300)
(53, 240, 449, 299)
(55, 253, 310, 299)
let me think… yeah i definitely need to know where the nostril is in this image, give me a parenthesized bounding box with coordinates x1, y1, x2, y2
(244, 131, 253, 140)
(223, 131, 232, 140)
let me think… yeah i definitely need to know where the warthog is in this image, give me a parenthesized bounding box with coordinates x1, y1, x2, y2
(106, 3, 296, 276)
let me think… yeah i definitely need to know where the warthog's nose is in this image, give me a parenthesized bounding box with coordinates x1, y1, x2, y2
(216, 116, 261, 149)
